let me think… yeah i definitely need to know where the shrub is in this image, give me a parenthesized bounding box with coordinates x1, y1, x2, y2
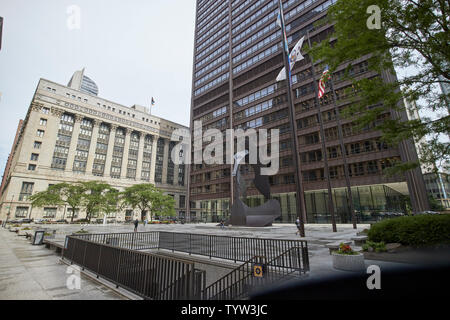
(368, 214, 450, 246)
(362, 241, 387, 252)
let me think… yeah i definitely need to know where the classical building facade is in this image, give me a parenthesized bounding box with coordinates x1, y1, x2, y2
(187, 0, 429, 223)
(0, 70, 188, 222)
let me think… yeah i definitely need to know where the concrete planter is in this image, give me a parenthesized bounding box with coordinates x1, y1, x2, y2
(332, 252, 365, 272)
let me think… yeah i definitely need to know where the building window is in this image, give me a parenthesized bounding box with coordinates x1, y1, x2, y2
(30, 153, 39, 161)
(66, 208, 79, 218)
(42, 107, 50, 114)
(15, 207, 29, 218)
(34, 141, 42, 149)
(36, 130, 45, 137)
(28, 164, 37, 171)
(179, 195, 186, 208)
(19, 182, 34, 201)
(43, 207, 57, 218)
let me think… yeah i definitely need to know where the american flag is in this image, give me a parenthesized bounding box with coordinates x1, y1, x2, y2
(318, 65, 331, 99)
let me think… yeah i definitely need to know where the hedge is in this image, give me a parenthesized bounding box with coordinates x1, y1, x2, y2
(368, 214, 450, 246)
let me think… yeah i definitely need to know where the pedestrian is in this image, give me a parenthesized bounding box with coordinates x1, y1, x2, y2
(144, 218, 148, 228)
(295, 218, 301, 235)
(134, 219, 139, 232)
(220, 219, 225, 229)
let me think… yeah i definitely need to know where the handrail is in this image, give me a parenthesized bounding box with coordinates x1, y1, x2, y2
(203, 255, 266, 300)
(71, 231, 309, 270)
(63, 235, 201, 300)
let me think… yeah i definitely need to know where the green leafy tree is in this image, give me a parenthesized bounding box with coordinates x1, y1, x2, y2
(309, 0, 450, 174)
(29, 183, 84, 223)
(101, 187, 120, 220)
(152, 194, 176, 220)
(121, 184, 175, 221)
(80, 181, 113, 222)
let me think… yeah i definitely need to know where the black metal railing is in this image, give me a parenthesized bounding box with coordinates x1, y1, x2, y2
(203, 246, 308, 300)
(63, 235, 202, 300)
(72, 231, 309, 271)
(203, 256, 266, 300)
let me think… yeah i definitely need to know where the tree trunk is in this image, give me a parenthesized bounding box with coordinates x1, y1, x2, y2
(70, 207, 75, 223)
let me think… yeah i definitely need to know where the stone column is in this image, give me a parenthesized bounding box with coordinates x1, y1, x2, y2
(174, 163, 180, 186)
(65, 114, 82, 171)
(149, 137, 159, 184)
(86, 119, 100, 175)
(104, 124, 118, 176)
(161, 139, 169, 184)
(121, 128, 132, 179)
(136, 132, 145, 181)
(42, 107, 64, 167)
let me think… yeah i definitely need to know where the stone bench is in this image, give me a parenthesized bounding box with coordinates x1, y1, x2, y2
(43, 239, 65, 255)
(351, 236, 368, 246)
(325, 241, 352, 255)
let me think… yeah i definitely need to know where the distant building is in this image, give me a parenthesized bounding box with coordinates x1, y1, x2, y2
(423, 172, 450, 210)
(0, 16, 3, 51)
(68, 68, 99, 96)
(438, 75, 450, 114)
(0, 120, 23, 196)
(0, 69, 188, 221)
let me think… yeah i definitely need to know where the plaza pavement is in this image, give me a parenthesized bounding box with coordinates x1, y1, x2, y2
(0, 228, 126, 300)
(1, 222, 416, 299)
(13, 222, 413, 279)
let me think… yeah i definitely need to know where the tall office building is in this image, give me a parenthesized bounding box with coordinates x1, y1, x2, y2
(188, 0, 429, 223)
(0, 16, 3, 51)
(0, 70, 188, 221)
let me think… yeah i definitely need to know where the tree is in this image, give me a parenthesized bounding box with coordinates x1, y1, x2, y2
(29, 183, 84, 223)
(309, 0, 450, 174)
(152, 194, 176, 219)
(80, 181, 113, 222)
(121, 184, 175, 221)
(101, 187, 120, 220)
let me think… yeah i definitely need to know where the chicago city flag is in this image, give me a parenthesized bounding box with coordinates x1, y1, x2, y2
(276, 36, 305, 82)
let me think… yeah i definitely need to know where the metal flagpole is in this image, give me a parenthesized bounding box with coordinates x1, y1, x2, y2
(277, 0, 307, 237)
(306, 29, 337, 232)
(329, 79, 357, 228)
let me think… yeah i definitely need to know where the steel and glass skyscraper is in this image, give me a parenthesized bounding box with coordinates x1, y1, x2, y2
(188, 0, 429, 224)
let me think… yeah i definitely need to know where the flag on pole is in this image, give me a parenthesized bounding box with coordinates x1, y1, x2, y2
(277, 10, 289, 54)
(276, 36, 305, 82)
(318, 65, 331, 99)
(151, 97, 155, 106)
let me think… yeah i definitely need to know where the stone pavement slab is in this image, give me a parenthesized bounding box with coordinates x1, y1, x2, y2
(0, 229, 125, 300)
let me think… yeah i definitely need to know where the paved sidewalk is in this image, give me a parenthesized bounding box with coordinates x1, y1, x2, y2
(0, 229, 125, 300)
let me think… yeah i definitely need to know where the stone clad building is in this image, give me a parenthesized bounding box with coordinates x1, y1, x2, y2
(0, 69, 187, 222)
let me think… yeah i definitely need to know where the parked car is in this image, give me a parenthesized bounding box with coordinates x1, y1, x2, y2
(415, 211, 440, 215)
(56, 219, 68, 223)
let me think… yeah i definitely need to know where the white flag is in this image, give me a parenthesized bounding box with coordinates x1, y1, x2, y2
(276, 36, 305, 82)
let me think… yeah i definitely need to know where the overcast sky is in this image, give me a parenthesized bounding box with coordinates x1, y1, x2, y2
(0, 0, 196, 176)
